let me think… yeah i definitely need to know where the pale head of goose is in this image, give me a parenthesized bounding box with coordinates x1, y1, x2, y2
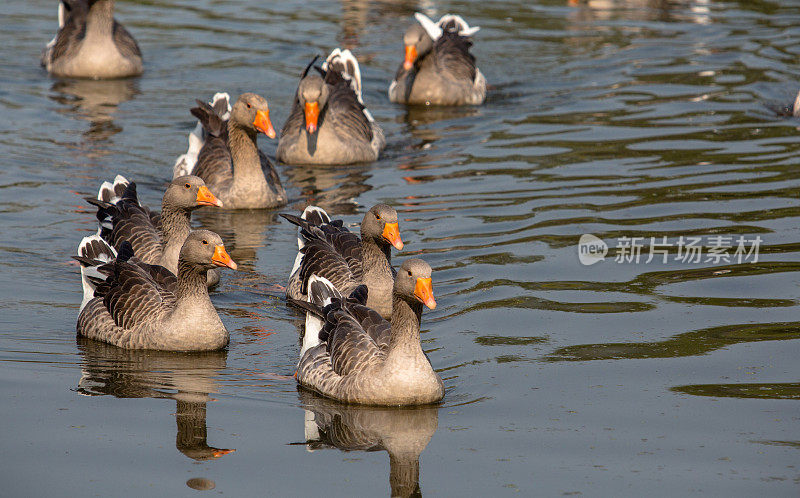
(402, 23, 434, 71)
(180, 230, 237, 270)
(165, 175, 223, 210)
(230, 93, 276, 139)
(297, 74, 330, 134)
(361, 204, 404, 251)
(395, 258, 436, 310)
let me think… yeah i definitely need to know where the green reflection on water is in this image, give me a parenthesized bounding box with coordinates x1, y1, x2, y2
(547, 321, 800, 361)
(671, 382, 800, 400)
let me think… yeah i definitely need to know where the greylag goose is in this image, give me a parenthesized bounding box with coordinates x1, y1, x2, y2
(292, 259, 442, 406)
(175, 93, 286, 209)
(282, 204, 403, 319)
(76, 230, 237, 351)
(277, 49, 385, 165)
(86, 174, 223, 286)
(388, 13, 486, 106)
(42, 0, 143, 79)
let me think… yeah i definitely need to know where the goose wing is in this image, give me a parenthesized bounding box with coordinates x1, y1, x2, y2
(95, 258, 174, 329)
(104, 183, 163, 264)
(45, 0, 88, 66)
(323, 70, 373, 143)
(434, 31, 477, 83)
(322, 291, 387, 376)
(112, 20, 142, 59)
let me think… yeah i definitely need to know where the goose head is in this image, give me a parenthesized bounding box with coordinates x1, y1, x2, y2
(402, 23, 434, 71)
(394, 259, 435, 309)
(297, 74, 329, 134)
(361, 204, 403, 251)
(180, 230, 237, 271)
(231, 93, 275, 138)
(164, 175, 223, 210)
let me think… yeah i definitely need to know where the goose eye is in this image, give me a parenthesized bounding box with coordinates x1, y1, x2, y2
(202, 240, 209, 245)
(375, 214, 381, 220)
(246, 103, 251, 109)
(184, 183, 191, 189)
(407, 270, 412, 276)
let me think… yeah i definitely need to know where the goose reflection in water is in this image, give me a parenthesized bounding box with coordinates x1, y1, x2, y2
(49, 78, 139, 144)
(75, 337, 234, 461)
(281, 162, 373, 216)
(193, 208, 282, 274)
(297, 390, 438, 497)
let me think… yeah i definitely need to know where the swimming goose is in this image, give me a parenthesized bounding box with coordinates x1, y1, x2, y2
(42, 0, 143, 79)
(277, 49, 385, 164)
(282, 204, 403, 320)
(292, 259, 442, 406)
(86, 174, 223, 286)
(77, 230, 237, 351)
(177, 93, 287, 209)
(389, 13, 486, 106)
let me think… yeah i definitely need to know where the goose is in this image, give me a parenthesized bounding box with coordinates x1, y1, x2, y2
(277, 49, 385, 164)
(292, 259, 442, 406)
(282, 204, 403, 320)
(41, 0, 143, 79)
(389, 13, 486, 106)
(76, 230, 237, 351)
(176, 93, 287, 209)
(86, 174, 223, 286)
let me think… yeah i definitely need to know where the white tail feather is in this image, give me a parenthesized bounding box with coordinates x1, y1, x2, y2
(58, 1, 66, 28)
(414, 12, 443, 41)
(323, 48, 364, 103)
(97, 174, 129, 204)
(298, 205, 330, 249)
(437, 14, 480, 36)
(211, 92, 232, 120)
(300, 275, 339, 355)
(77, 235, 117, 313)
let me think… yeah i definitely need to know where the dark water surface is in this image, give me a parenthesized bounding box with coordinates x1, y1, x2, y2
(2, 0, 800, 495)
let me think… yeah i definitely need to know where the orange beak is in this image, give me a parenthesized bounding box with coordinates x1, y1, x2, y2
(253, 109, 276, 139)
(212, 245, 237, 270)
(414, 277, 436, 310)
(196, 185, 223, 207)
(382, 222, 403, 250)
(403, 44, 418, 71)
(304, 101, 320, 134)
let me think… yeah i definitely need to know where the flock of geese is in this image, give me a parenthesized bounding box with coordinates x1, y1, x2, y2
(48, 0, 487, 407)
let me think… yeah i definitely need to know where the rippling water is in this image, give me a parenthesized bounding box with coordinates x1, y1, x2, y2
(2, 0, 800, 495)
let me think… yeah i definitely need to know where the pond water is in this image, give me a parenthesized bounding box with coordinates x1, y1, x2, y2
(2, 0, 800, 495)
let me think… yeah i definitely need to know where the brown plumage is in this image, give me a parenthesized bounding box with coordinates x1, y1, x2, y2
(293, 259, 443, 406)
(42, 0, 143, 79)
(86, 175, 222, 286)
(180, 93, 287, 210)
(283, 204, 403, 319)
(277, 49, 385, 165)
(77, 230, 237, 351)
(389, 13, 486, 106)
